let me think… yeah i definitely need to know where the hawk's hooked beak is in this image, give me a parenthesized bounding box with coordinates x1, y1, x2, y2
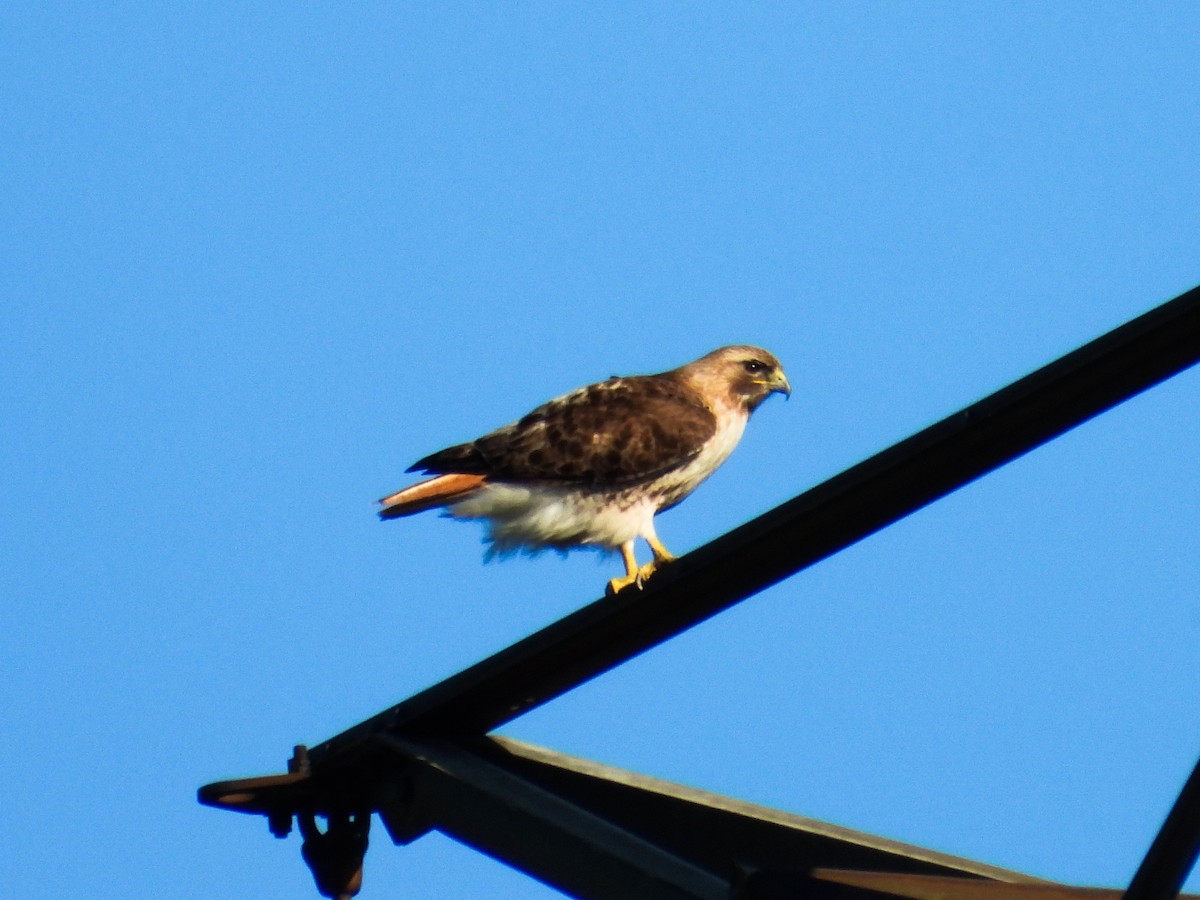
(769, 371, 792, 400)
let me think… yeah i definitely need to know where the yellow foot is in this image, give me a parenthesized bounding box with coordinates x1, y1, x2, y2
(636, 560, 661, 583)
(606, 573, 639, 596)
(606, 558, 675, 597)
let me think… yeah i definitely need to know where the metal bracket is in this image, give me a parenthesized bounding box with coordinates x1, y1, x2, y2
(298, 810, 370, 900)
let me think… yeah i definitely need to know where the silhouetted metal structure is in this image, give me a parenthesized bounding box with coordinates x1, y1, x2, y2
(200, 284, 1200, 900)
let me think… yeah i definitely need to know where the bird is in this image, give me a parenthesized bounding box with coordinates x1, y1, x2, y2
(378, 346, 791, 595)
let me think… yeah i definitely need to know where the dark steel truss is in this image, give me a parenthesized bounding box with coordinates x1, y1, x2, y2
(200, 284, 1200, 900)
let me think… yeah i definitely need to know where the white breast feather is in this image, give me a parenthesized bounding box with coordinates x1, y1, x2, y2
(646, 404, 747, 510)
(448, 405, 749, 555)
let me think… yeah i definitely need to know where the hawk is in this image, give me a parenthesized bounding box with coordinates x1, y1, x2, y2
(379, 346, 790, 595)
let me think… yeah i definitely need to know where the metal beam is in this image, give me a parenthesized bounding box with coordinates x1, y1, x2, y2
(309, 284, 1200, 764)
(486, 737, 1051, 884)
(198, 737, 1200, 900)
(1125, 755, 1200, 900)
(379, 736, 728, 900)
(813, 870, 1198, 900)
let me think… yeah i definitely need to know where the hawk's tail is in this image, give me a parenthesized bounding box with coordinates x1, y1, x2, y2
(378, 473, 488, 519)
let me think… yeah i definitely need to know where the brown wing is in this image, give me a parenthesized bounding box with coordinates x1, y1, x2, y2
(408, 374, 717, 485)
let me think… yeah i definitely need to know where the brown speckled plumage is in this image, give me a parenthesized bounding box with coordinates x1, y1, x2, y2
(408, 373, 718, 486)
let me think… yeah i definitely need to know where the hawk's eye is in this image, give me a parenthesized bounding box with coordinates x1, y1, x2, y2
(742, 360, 768, 375)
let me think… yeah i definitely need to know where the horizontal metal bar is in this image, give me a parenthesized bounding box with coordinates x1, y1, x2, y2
(490, 737, 1050, 884)
(379, 736, 728, 900)
(309, 284, 1200, 762)
(813, 870, 1199, 900)
(1124, 754, 1200, 900)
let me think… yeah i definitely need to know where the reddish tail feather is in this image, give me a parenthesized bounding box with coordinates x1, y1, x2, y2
(378, 473, 488, 519)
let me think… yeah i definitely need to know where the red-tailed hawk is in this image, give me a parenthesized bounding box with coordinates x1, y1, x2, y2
(379, 346, 790, 595)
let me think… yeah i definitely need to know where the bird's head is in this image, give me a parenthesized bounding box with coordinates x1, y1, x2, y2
(684, 345, 791, 413)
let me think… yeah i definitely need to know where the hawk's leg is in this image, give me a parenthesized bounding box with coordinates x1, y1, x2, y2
(645, 532, 677, 565)
(606, 540, 643, 596)
(607, 525, 680, 595)
(635, 524, 677, 583)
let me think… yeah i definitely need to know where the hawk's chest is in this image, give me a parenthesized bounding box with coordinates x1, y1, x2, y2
(647, 406, 748, 510)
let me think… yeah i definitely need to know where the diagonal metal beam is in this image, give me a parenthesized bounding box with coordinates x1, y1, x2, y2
(1125, 754, 1200, 900)
(309, 284, 1200, 764)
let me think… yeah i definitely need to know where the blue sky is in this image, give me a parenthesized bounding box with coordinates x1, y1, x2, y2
(3, 4, 1199, 898)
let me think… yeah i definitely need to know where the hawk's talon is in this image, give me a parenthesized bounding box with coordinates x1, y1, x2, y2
(606, 558, 674, 596)
(606, 574, 640, 596)
(636, 560, 661, 585)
